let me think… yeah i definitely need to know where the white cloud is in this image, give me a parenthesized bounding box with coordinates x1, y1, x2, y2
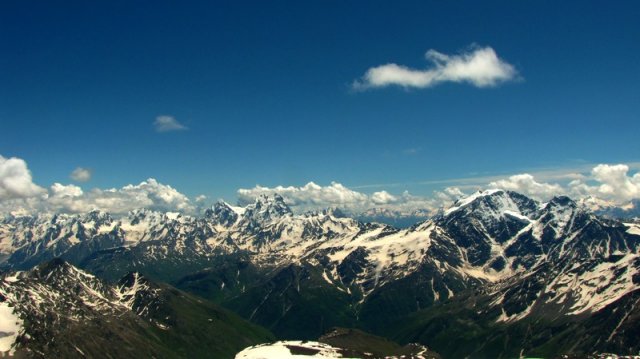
(354, 46, 518, 90)
(434, 187, 465, 202)
(41, 179, 195, 215)
(591, 164, 640, 200)
(237, 182, 458, 214)
(484, 164, 640, 206)
(237, 182, 369, 208)
(3, 153, 640, 218)
(371, 191, 397, 204)
(154, 115, 188, 132)
(0, 155, 195, 216)
(568, 164, 640, 205)
(488, 174, 564, 200)
(70, 167, 92, 182)
(0, 155, 47, 200)
(47, 183, 88, 213)
(235, 164, 640, 215)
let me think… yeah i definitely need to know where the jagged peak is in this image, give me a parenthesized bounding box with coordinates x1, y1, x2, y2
(538, 195, 594, 220)
(537, 195, 592, 222)
(204, 201, 244, 227)
(546, 195, 577, 208)
(325, 207, 347, 218)
(252, 193, 288, 206)
(126, 208, 182, 225)
(79, 209, 114, 225)
(301, 207, 348, 219)
(84, 209, 111, 218)
(127, 208, 155, 221)
(49, 212, 73, 223)
(211, 200, 246, 215)
(243, 194, 292, 220)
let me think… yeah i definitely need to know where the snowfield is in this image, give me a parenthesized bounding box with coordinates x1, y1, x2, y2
(0, 300, 23, 355)
(235, 341, 347, 358)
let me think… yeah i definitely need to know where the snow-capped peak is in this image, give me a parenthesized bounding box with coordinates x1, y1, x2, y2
(442, 189, 539, 222)
(444, 189, 504, 215)
(242, 194, 292, 222)
(205, 201, 243, 227)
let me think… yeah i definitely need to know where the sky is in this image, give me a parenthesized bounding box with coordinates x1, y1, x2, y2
(1, 1, 640, 215)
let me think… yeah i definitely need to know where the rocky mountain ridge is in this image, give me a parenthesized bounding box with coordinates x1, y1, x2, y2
(0, 259, 273, 357)
(1, 190, 640, 357)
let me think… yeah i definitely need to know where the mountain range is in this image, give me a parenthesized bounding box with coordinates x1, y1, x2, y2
(1, 190, 639, 358)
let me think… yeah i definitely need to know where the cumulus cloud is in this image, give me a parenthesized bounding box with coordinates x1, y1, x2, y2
(236, 182, 460, 214)
(70, 167, 92, 182)
(0, 155, 47, 200)
(235, 164, 640, 215)
(0, 155, 196, 216)
(47, 183, 87, 213)
(371, 191, 397, 205)
(3, 153, 640, 218)
(353, 46, 518, 90)
(434, 187, 466, 202)
(237, 182, 369, 209)
(567, 164, 640, 205)
(34, 179, 194, 215)
(154, 115, 188, 132)
(482, 164, 640, 206)
(488, 174, 564, 200)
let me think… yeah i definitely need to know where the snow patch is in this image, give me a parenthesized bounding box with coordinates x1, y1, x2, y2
(624, 223, 640, 236)
(0, 301, 23, 355)
(235, 341, 345, 358)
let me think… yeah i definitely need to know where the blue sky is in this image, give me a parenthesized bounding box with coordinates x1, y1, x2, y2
(1, 1, 639, 213)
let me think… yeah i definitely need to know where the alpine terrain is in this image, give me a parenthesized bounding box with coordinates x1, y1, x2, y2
(1, 190, 639, 357)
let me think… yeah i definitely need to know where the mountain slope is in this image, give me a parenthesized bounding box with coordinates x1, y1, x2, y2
(392, 286, 640, 358)
(0, 259, 273, 358)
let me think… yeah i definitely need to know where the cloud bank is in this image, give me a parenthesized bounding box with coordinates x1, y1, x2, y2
(354, 46, 518, 90)
(0, 154, 194, 216)
(238, 164, 640, 214)
(2, 153, 640, 217)
(236, 181, 461, 214)
(1, 179, 194, 216)
(46, 179, 193, 214)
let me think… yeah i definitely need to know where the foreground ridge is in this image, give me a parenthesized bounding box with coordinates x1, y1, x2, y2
(0, 259, 273, 357)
